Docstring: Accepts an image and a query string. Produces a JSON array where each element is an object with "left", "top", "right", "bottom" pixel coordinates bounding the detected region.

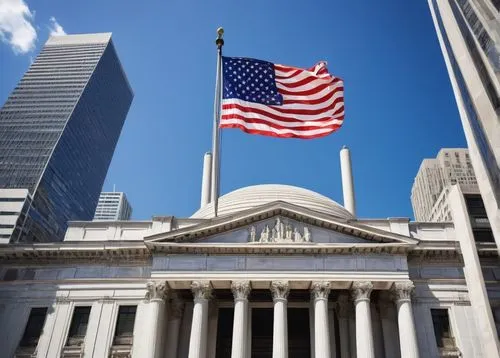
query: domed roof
[{"left": 191, "top": 184, "right": 354, "bottom": 219}]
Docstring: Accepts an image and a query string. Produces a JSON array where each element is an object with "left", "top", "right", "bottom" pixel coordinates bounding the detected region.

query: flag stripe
[
  {"left": 221, "top": 58, "right": 344, "bottom": 139},
  {"left": 222, "top": 99, "right": 344, "bottom": 120},
  {"left": 220, "top": 120, "right": 340, "bottom": 138}
]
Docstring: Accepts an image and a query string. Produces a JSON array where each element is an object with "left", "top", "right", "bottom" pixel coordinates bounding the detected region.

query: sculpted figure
[
  {"left": 249, "top": 226, "right": 256, "bottom": 242},
  {"left": 303, "top": 227, "right": 311, "bottom": 242},
  {"left": 285, "top": 224, "right": 293, "bottom": 241},
  {"left": 293, "top": 227, "right": 302, "bottom": 242}
]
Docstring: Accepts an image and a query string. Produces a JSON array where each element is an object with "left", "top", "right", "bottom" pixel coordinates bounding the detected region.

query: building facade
[
  {"left": 0, "top": 33, "right": 133, "bottom": 243},
  {"left": 0, "top": 183, "right": 499, "bottom": 358},
  {"left": 94, "top": 192, "right": 133, "bottom": 221},
  {"left": 411, "top": 148, "right": 478, "bottom": 222},
  {"left": 427, "top": 0, "right": 500, "bottom": 248}
]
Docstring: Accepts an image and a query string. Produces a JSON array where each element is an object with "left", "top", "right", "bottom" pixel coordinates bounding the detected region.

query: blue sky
[{"left": 0, "top": 0, "right": 467, "bottom": 220}]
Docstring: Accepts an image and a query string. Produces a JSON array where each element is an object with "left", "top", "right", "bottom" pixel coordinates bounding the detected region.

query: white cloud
[
  {"left": 48, "top": 16, "right": 65, "bottom": 37},
  {"left": 0, "top": 0, "right": 37, "bottom": 54}
]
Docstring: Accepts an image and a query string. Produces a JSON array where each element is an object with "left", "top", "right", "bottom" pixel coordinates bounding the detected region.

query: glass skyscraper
[
  {"left": 427, "top": 0, "right": 500, "bottom": 249},
  {"left": 0, "top": 33, "right": 133, "bottom": 242}
]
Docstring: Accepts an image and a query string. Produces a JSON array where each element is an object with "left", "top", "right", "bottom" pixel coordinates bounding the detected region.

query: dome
[{"left": 191, "top": 184, "right": 354, "bottom": 219}]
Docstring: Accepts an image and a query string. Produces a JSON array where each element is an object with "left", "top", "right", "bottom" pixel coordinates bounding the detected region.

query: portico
[{"left": 136, "top": 278, "right": 419, "bottom": 358}]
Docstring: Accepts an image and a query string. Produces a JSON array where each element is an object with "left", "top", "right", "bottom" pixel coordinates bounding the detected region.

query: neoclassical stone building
[{"left": 0, "top": 183, "right": 499, "bottom": 358}]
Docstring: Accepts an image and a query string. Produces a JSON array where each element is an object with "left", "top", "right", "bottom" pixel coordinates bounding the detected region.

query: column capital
[
  {"left": 336, "top": 292, "right": 352, "bottom": 319},
  {"left": 351, "top": 281, "right": 373, "bottom": 303},
  {"left": 311, "top": 281, "right": 331, "bottom": 300},
  {"left": 270, "top": 280, "right": 290, "bottom": 302},
  {"left": 191, "top": 280, "right": 213, "bottom": 302},
  {"left": 391, "top": 281, "right": 415, "bottom": 303},
  {"left": 145, "top": 281, "right": 169, "bottom": 302},
  {"left": 231, "top": 280, "right": 251, "bottom": 301}
]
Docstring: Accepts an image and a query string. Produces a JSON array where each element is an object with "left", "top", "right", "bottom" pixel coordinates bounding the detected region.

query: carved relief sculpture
[{"left": 248, "top": 217, "right": 312, "bottom": 243}]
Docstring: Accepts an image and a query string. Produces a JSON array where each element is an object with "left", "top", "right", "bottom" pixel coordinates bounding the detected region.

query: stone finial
[
  {"left": 311, "top": 281, "right": 331, "bottom": 300},
  {"left": 391, "top": 281, "right": 415, "bottom": 303},
  {"left": 231, "top": 280, "right": 251, "bottom": 301},
  {"left": 191, "top": 280, "right": 213, "bottom": 301},
  {"left": 351, "top": 281, "right": 373, "bottom": 302},
  {"left": 270, "top": 280, "right": 290, "bottom": 302},
  {"left": 336, "top": 292, "right": 352, "bottom": 319},
  {"left": 145, "top": 281, "right": 169, "bottom": 302}
]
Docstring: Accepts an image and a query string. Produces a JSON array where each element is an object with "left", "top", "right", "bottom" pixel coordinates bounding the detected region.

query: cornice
[
  {"left": 0, "top": 242, "right": 150, "bottom": 264},
  {"left": 144, "top": 202, "right": 418, "bottom": 246},
  {"left": 148, "top": 242, "right": 414, "bottom": 255}
]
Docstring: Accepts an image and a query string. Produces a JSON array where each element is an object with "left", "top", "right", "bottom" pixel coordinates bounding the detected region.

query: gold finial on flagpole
[{"left": 216, "top": 27, "right": 224, "bottom": 48}]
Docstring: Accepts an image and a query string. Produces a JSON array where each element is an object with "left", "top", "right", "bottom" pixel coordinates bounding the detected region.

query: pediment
[{"left": 145, "top": 201, "right": 418, "bottom": 253}]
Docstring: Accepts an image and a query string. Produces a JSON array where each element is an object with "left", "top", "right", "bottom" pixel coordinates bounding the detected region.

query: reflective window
[{"left": 0, "top": 38, "right": 133, "bottom": 243}]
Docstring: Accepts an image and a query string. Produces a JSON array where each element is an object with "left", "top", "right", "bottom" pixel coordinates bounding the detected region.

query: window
[
  {"left": 18, "top": 307, "right": 48, "bottom": 348},
  {"left": 66, "top": 306, "right": 91, "bottom": 346},
  {"left": 431, "top": 309, "right": 461, "bottom": 357},
  {"left": 113, "top": 306, "right": 136, "bottom": 345}
]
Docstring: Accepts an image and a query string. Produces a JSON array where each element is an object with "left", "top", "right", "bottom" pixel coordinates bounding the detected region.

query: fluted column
[
  {"left": 231, "top": 281, "right": 251, "bottom": 358},
  {"left": 311, "top": 281, "right": 331, "bottom": 358},
  {"left": 392, "top": 282, "right": 420, "bottom": 358},
  {"left": 351, "top": 281, "right": 374, "bottom": 358},
  {"left": 188, "top": 281, "right": 213, "bottom": 358},
  {"left": 165, "top": 295, "right": 184, "bottom": 358},
  {"left": 271, "top": 281, "right": 290, "bottom": 358},
  {"left": 336, "top": 293, "right": 351, "bottom": 358},
  {"left": 143, "top": 281, "right": 169, "bottom": 358}
]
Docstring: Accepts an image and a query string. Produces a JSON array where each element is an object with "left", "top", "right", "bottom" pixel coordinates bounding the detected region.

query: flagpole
[{"left": 211, "top": 27, "right": 224, "bottom": 217}]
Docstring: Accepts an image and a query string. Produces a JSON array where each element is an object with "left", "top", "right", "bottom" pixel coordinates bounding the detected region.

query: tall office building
[
  {"left": 411, "top": 148, "right": 478, "bottom": 221},
  {"left": 94, "top": 192, "right": 132, "bottom": 221},
  {"left": 0, "top": 33, "right": 133, "bottom": 243},
  {"left": 427, "top": 1, "right": 500, "bottom": 247}
]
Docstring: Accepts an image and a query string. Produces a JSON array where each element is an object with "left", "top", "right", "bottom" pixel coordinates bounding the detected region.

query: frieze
[{"left": 249, "top": 217, "right": 311, "bottom": 243}]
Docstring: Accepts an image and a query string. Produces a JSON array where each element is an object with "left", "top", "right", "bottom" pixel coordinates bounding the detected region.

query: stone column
[
  {"left": 142, "top": 281, "right": 169, "bottom": 358},
  {"left": 165, "top": 295, "right": 184, "bottom": 358},
  {"left": 351, "top": 281, "right": 374, "bottom": 358},
  {"left": 188, "top": 281, "right": 213, "bottom": 358},
  {"left": 271, "top": 281, "right": 290, "bottom": 358},
  {"left": 231, "top": 281, "right": 251, "bottom": 358},
  {"left": 336, "top": 293, "right": 351, "bottom": 358},
  {"left": 392, "top": 282, "right": 420, "bottom": 358},
  {"left": 311, "top": 281, "right": 331, "bottom": 358}
]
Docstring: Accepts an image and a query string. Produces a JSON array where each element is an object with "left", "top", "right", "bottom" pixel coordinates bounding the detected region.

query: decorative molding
[
  {"left": 191, "top": 280, "right": 213, "bottom": 301},
  {"left": 145, "top": 281, "right": 169, "bottom": 302},
  {"left": 311, "top": 281, "right": 331, "bottom": 300},
  {"left": 336, "top": 292, "right": 352, "bottom": 319},
  {"left": 249, "top": 217, "right": 311, "bottom": 243},
  {"left": 97, "top": 296, "right": 115, "bottom": 304},
  {"left": 391, "top": 281, "right": 415, "bottom": 303},
  {"left": 55, "top": 296, "right": 71, "bottom": 304},
  {"left": 231, "top": 280, "right": 251, "bottom": 301},
  {"left": 270, "top": 280, "right": 290, "bottom": 302},
  {"left": 351, "top": 281, "right": 373, "bottom": 302}
]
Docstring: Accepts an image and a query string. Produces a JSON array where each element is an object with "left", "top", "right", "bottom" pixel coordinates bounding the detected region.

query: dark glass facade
[{"left": 0, "top": 34, "right": 133, "bottom": 242}]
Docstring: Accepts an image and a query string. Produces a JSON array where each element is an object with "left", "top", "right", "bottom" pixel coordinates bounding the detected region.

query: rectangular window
[
  {"left": 19, "top": 307, "right": 48, "bottom": 348},
  {"left": 66, "top": 306, "right": 91, "bottom": 346},
  {"left": 113, "top": 306, "right": 137, "bottom": 345},
  {"left": 431, "top": 308, "right": 461, "bottom": 357}
]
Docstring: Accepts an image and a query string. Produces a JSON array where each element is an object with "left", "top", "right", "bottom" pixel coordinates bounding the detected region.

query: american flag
[{"left": 220, "top": 56, "right": 344, "bottom": 139}]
